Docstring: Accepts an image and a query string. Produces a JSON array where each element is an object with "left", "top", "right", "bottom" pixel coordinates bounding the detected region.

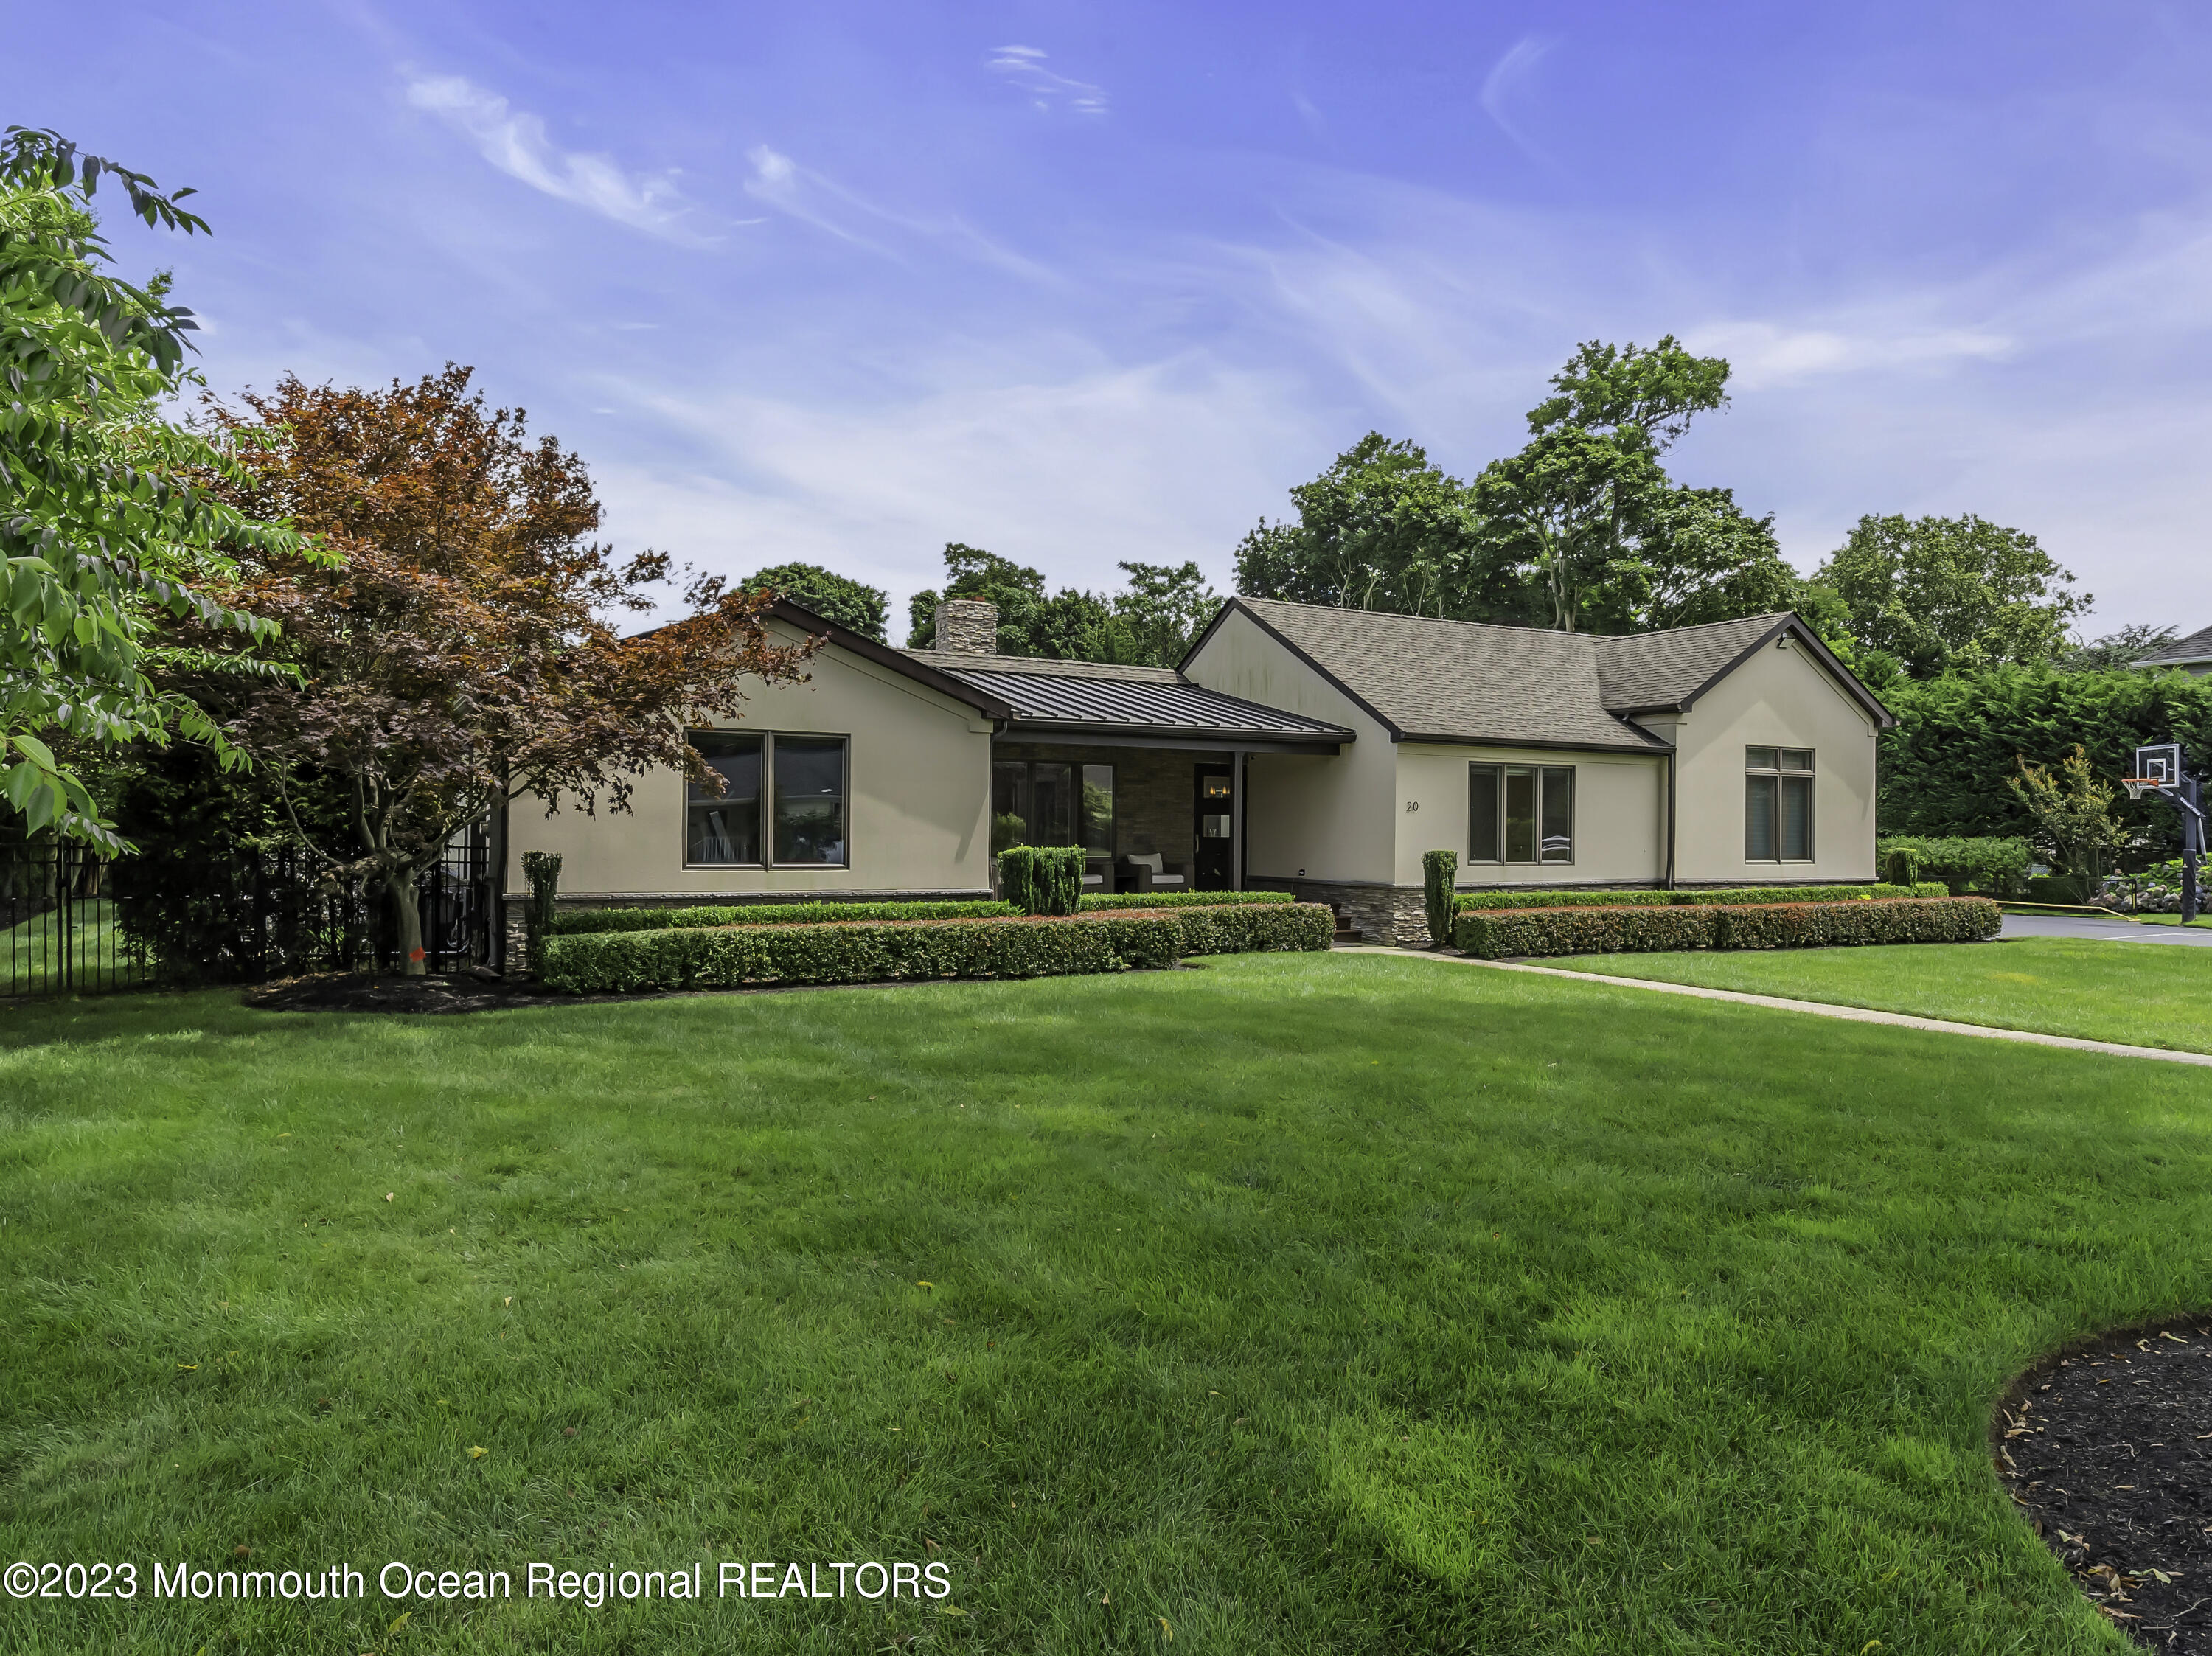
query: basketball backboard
[{"left": 2134, "top": 742, "right": 2184, "bottom": 789}]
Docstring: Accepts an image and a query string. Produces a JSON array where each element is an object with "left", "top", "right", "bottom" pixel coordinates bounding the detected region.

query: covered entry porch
[{"left": 898, "top": 646, "right": 1353, "bottom": 897}]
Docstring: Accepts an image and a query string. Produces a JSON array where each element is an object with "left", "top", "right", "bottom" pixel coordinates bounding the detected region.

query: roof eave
[
  {"left": 1183, "top": 596, "right": 1408, "bottom": 740},
  {"left": 1644, "top": 614, "right": 1896, "bottom": 730},
  {"left": 1397, "top": 729, "right": 1672, "bottom": 755}
]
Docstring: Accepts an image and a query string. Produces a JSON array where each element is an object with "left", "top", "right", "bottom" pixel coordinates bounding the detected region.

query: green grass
[
  {"left": 1548, "top": 936, "right": 2212, "bottom": 1053},
  {"left": 2135, "top": 911, "right": 2212, "bottom": 928},
  {"left": 1, "top": 898, "right": 145, "bottom": 995},
  {"left": 4, "top": 954, "right": 2203, "bottom": 1654}
]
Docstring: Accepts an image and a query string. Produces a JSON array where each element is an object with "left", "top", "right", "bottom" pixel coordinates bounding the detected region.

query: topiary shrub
[
  {"left": 1881, "top": 846, "right": 1920, "bottom": 887},
  {"left": 997, "top": 845, "right": 1085, "bottom": 916},
  {"left": 1421, "top": 849, "right": 1457, "bottom": 947},
  {"left": 521, "top": 851, "right": 562, "bottom": 974}
]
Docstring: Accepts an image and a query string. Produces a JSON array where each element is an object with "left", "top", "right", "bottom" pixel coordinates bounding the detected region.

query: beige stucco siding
[
  {"left": 1395, "top": 745, "right": 1666, "bottom": 888},
  {"left": 1181, "top": 607, "right": 1394, "bottom": 883},
  {"left": 505, "top": 624, "right": 995, "bottom": 897},
  {"left": 1667, "top": 636, "right": 1880, "bottom": 883}
]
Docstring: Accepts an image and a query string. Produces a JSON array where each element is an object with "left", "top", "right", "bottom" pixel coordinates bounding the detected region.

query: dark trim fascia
[
  {"left": 767, "top": 598, "right": 1016, "bottom": 720},
  {"left": 1397, "top": 730, "right": 1672, "bottom": 756},
  {"left": 999, "top": 725, "right": 1344, "bottom": 755},
  {"left": 1632, "top": 614, "right": 1895, "bottom": 729},
  {"left": 1182, "top": 597, "right": 1406, "bottom": 740}
]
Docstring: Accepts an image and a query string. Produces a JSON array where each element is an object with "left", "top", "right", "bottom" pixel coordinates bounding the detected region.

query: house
[
  {"left": 2135, "top": 625, "right": 2212, "bottom": 675},
  {"left": 504, "top": 595, "right": 1893, "bottom": 944}
]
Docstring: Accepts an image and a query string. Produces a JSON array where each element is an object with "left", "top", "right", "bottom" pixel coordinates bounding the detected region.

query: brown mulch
[
  {"left": 240, "top": 973, "right": 589, "bottom": 1015},
  {"left": 1998, "top": 1319, "right": 2212, "bottom": 1648}
]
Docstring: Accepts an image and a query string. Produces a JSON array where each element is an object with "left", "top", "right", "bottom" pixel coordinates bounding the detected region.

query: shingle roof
[
  {"left": 902, "top": 647, "right": 1352, "bottom": 746},
  {"left": 1595, "top": 613, "right": 1792, "bottom": 712},
  {"left": 2137, "top": 623, "right": 2212, "bottom": 667},
  {"left": 1208, "top": 599, "right": 1890, "bottom": 746},
  {"left": 1223, "top": 599, "right": 1672, "bottom": 752}
]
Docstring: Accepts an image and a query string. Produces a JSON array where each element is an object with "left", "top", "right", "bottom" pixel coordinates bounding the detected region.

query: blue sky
[{"left": 22, "top": 1, "right": 2212, "bottom": 633}]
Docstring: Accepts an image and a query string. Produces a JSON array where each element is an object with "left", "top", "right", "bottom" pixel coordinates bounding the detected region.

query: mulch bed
[{"left": 1998, "top": 1319, "right": 2212, "bottom": 1647}]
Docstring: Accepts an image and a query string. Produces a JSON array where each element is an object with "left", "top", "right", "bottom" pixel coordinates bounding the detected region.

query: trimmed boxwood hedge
[
  {"left": 1075, "top": 890, "right": 1293, "bottom": 911},
  {"left": 1450, "top": 897, "right": 2003, "bottom": 959},
  {"left": 539, "top": 902, "right": 1334, "bottom": 993},
  {"left": 551, "top": 900, "right": 1015, "bottom": 936},
  {"left": 1453, "top": 882, "right": 1947, "bottom": 912}
]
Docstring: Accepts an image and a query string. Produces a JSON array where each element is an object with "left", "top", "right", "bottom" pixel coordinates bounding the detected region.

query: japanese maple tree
[{"left": 182, "top": 366, "right": 815, "bottom": 973}]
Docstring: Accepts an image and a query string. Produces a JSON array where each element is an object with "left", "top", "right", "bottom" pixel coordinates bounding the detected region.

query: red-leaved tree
[{"left": 178, "top": 366, "right": 815, "bottom": 973}]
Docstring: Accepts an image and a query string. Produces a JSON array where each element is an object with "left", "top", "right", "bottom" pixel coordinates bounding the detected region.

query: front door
[{"left": 1194, "top": 765, "right": 1234, "bottom": 889}]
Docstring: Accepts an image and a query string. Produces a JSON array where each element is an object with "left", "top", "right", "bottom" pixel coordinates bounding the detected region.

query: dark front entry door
[{"left": 1194, "top": 765, "right": 1234, "bottom": 889}]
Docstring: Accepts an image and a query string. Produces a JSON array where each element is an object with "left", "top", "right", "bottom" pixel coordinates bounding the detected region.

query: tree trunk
[{"left": 387, "top": 869, "right": 426, "bottom": 976}]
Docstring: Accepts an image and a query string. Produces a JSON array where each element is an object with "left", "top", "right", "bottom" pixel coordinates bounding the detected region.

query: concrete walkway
[
  {"left": 2000, "top": 912, "right": 2212, "bottom": 947},
  {"left": 1338, "top": 945, "right": 2212, "bottom": 1068}
]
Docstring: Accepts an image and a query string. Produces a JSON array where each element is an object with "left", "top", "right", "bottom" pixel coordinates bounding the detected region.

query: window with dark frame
[
  {"left": 1467, "top": 762, "right": 1575, "bottom": 864},
  {"left": 993, "top": 759, "right": 1114, "bottom": 855},
  {"left": 684, "top": 731, "right": 849, "bottom": 868},
  {"left": 1745, "top": 746, "right": 1814, "bottom": 861}
]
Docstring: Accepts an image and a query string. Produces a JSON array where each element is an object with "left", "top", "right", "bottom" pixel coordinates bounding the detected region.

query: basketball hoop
[{"left": 2125, "top": 777, "right": 2160, "bottom": 801}]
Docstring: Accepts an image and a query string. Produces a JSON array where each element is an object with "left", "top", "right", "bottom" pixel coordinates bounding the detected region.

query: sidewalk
[{"left": 1339, "top": 946, "right": 2212, "bottom": 1068}]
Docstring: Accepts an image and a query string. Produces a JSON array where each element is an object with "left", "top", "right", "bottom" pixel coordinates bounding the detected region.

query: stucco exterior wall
[
  {"left": 1394, "top": 744, "right": 1666, "bottom": 888},
  {"left": 1667, "top": 636, "right": 1881, "bottom": 884},
  {"left": 1181, "top": 607, "right": 1393, "bottom": 883},
  {"left": 505, "top": 624, "right": 995, "bottom": 898}
]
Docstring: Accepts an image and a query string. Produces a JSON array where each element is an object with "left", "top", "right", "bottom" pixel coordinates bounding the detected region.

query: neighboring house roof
[
  {"left": 905, "top": 647, "right": 1352, "bottom": 749},
  {"left": 2136, "top": 623, "right": 2212, "bottom": 669},
  {"left": 1187, "top": 598, "right": 1893, "bottom": 749}
]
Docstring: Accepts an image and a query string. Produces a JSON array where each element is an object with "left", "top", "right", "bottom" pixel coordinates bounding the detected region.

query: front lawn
[
  {"left": 1549, "top": 935, "right": 2212, "bottom": 1054},
  {"left": 5, "top": 954, "right": 2205, "bottom": 1653}
]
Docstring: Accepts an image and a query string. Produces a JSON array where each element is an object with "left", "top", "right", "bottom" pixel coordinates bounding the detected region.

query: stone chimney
[{"left": 937, "top": 597, "right": 999, "bottom": 654}]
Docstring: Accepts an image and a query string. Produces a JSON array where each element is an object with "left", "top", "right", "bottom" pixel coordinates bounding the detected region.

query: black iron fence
[{"left": 1, "top": 827, "right": 495, "bottom": 998}]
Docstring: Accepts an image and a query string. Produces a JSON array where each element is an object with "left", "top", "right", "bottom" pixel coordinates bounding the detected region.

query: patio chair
[{"left": 1116, "top": 852, "right": 1191, "bottom": 893}]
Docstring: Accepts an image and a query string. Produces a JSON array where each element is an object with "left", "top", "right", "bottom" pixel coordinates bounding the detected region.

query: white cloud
[
  {"left": 742, "top": 143, "right": 1055, "bottom": 282},
  {"left": 1683, "top": 321, "right": 2014, "bottom": 389},
  {"left": 405, "top": 73, "right": 709, "bottom": 245},
  {"left": 987, "top": 45, "right": 1108, "bottom": 116},
  {"left": 1479, "top": 37, "right": 1559, "bottom": 165}
]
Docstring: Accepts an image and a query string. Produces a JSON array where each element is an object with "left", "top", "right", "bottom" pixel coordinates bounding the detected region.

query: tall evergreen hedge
[{"left": 1879, "top": 667, "right": 2212, "bottom": 849}]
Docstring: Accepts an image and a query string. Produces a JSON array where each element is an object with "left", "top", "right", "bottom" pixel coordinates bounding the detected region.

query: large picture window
[
  {"left": 1469, "top": 763, "right": 1574, "bottom": 864},
  {"left": 994, "top": 759, "right": 1113, "bottom": 854},
  {"left": 1745, "top": 746, "right": 1814, "bottom": 861},
  {"left": 684, "top": 731, "right": 849, "bottom": 867}
]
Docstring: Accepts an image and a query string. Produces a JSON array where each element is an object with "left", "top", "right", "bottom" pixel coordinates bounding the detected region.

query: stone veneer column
[{"left": 936, "top": 599, "right": 998, "bottom": 654}]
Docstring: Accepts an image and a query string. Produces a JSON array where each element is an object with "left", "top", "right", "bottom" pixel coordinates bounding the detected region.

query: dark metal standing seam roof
[{"left": 891, "top": 647, "right": 1351, "bottom": 744}]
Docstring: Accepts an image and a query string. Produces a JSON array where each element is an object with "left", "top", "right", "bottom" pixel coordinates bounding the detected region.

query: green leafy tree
[
  {"left": 739, "top": 561, "right": 888, "bottom": 641},
  {"left": 1234, "top": 434, "right": 1497, "bottom": 619},
  {"left": 1526, "top": 335, "right": 1732, "bottom": 451},
  {"left": 1470, "top": 426, "right": 1664, "bottom": 633},
  {"left": 2008, "top": 744, "right": 2127, "bottom": 885},
  {"left": 1814, "top": 514, "right": 2088, "bottom": 678},
  {"left": 0, "top": 128, "right": 310, "bottom": 848},
  {"left": 1110, "top": 560, "right": 1220, "bottom": 666},
  {"left": 2059, "top": 623, "right": 2177, "bottom": 672},
  {"left": 907, "top": 546, "right": 1217, "bottom": 667},
  {"left": 1876, "top": 666, "right": 2212, "bottom": 849},
  {"left": 1638, "top": 487, "right": 1803, "bottom": 631}
]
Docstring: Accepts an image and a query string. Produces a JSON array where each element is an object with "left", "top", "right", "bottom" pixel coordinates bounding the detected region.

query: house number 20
[{"left": 1404, "top": 800, "right": 1419, "bottom": 812}]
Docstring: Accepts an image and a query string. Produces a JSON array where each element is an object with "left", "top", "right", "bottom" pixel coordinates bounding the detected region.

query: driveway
[{"left": 2000, "top": 912, "right": 2212, "bottom": 947}]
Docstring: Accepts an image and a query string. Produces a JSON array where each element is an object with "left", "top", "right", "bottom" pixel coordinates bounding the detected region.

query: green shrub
[
  {"left": 521, "top": 851, "right": 562, "bottom": 972},
  {"left": 1421, "top": 849, "right": 1457, "bottom": 947},
  {"left": 1674, "top": 883, "right": 1946, "bottom": 905},
  {"left": 2023, "top": 874, "right": 2088, "bottom": 906},
  {"left": 1877, "top": 835, "right": 2031, "bottom": 897},
  {"left": 552, "top": 900, "right": 1014, "bottom": 936},
  {"left": 540, "top": 913, "right": 1181, "bottom": 994},
  {"left": 1149, "top": 902, "right": 1333, "bottom": 956},
  {"left": 998, "top": 846, "right": 1085, "bottom": 916},
  {"left": 1455, "top": 888, "right": 1677, "bottom": 911},
  {"left": 1451, "top": 897, "right": 2001, "bottom": 959},
  {"left": 1880, "top": 846, "right": 1919, "bottom": 887},
  {"left": 1454, "top": 883, "right": 1938, "bottom": 912},
  {"left": 1076, "top": 890, "right": 1291, "bottom": 911}
]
